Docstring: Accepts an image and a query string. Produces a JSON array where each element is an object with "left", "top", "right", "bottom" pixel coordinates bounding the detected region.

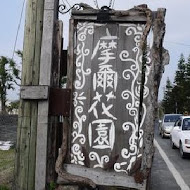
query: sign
[{"left": 69, "top": 21, "right": 151, "bottom": 174}]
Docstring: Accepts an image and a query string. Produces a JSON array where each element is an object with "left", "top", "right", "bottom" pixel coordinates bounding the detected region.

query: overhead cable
[
  {"left": 93, "top": 0, "right": 99, "bottom": 9},
  {"left": 165, "top": 40, "right": 190, "bottom": 47},
  {"left": 12, "top": 0, "right": 26, "bottom": 60}
]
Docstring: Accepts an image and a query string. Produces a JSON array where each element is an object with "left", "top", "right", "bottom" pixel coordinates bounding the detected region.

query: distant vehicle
[
  {"left": 170, "top": 116, "right": 190, "bottom": 158},
  {"left": 159, "top": 114, "right": 182, "bottom": 138}
]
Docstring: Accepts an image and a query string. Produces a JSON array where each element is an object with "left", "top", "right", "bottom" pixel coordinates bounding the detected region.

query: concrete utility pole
[{"left": 14, "top": 0, "right": 59, "bottom": 189}]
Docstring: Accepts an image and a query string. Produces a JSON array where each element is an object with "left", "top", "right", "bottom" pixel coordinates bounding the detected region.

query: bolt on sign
[{"left": 56, "top": 4, "right": 168, "bottom": 189}]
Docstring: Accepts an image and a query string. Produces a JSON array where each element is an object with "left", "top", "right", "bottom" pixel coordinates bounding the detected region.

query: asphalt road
[{"left": 150, "top": 124, "right": 190, "bottom": 190}]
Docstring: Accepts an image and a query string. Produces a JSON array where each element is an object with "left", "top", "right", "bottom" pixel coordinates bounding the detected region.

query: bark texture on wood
[{"left": 141, "top": 8, "right": 169, "bottom": 176}]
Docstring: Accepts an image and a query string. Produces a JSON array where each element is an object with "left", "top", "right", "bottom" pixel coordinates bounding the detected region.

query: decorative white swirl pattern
[
  {"left": 114, "top": 24, "right": 151, "bottom": 174},
  {"left": 73, "top": 92, "right": 86, "bottom": 107},
  {"left": 71, "top": 105, "right": 86, "bottom": 165},
  {"left": 71, "top": 144, "right": 85, "bottom": 166},
  {"left": 72, "top": 105, "right": 86, "bottom": 144},
  {"left": 89, "top": 152, "right": 109, "bottom": 168},
  {"left": 74, "top": 22, "right": 94, "bottom": 90},
  {"left": 75, "top": 42, "right": 91, "bottom": 89},
  {"left": 77, "top": 22, "right": 94, "bottom": 42},
  {"left": 71, "top": 22, "right": 94, "bottom": 165},
  {"left": 71, "top": 23, "right": 151, "bottom": 172}
]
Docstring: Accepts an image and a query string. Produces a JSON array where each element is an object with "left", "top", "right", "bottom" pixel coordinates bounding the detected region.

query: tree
[
  {"left": 0, "top": 54, "right": 20, "bottom": 114},
  {"left": 162, "top": 77, "right": 175, "bottom": 113},
  {"left": 7, "top": 100, "right": 20, "bottom": 114},
  {"left": 174, "top": 54, "right": 189, "bottom": 113},
  {"left": 174, "top": 54, "right": 186, "bottom": 86},
  {"left": 184, "top": 54, "right": 190, "bottom": 113},
  {"left": 162, "top": 54, "right": 190, "bottom": 114}
]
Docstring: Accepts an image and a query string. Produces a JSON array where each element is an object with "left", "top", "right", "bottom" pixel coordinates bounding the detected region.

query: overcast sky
[{"left": 0, "top": 0, "right": 190, "bottom": 101}]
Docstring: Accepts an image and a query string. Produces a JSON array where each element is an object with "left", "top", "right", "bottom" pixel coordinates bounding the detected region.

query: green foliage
[
  {"left": 162, "top": 54, "right": 190, "bottom": 114},
  {"left": 60, "top": 76, "right": 67, "bottom": 88},
  {"left": 0, "top": 53, "right": 21, "bottom": 114},
  {"left": 0, "top": 185, "right": 9, "bottom": 190},
  {"left": 162, "top": 78, "right": 174, "bottom": 113},
  {"left": 49, "top": 181, "right": 56, "bottom": 190},
  {"left": 6, "top": 100, "right": 20, "bottom": 114}
]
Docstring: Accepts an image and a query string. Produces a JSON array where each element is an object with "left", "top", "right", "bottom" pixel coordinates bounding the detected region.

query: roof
[
  {"left": 181, "top": 116, "right": 190, "bottom": 119},
  {"left": 164, "top": 114, "right": 182, "bottom": 116}
]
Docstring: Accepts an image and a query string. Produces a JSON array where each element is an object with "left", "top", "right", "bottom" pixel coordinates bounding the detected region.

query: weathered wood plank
[
  {"left": 57, "top": 21, "right": 63, "bottom": 85},
  {"left": 69, "top": 21, "right": 95, "bottom": 168},
  {"left": 71, "top": 8, "right": 147, "bottom": 22},
  {"left": 72, "top": 15, "right": 147, "bottom": 22},
  {"left": 46, "top": 19, "right": 64, "bottom": 187},
  {"left": 66, "top": 21, "right": 145, "bottom": 174},
  {"left": 45, "top": 20, "right": 64, "bottom": 185},
  {"left": 35, "top": 0, "right": 59, "bottom": 189},
  {"left": 56, "top": 185, "right": 79, "bottom": 190},
  {"left": 66, "top": 19, "right": 74, "bottom": 90},
  {"left": 57, "top": 164, "right": 146, "bottom": 190},
  {"left": 72, "top": 9, "right": 146, "bottom": 16},
  {"left": 20, "top": 85, "right": 49, "bottom": 100},
  {"left": 87, "top": 23, "right": 119, "bottom": 169},
  {"left": 14, "top": 0, "right": 45, "bottom": 189}
]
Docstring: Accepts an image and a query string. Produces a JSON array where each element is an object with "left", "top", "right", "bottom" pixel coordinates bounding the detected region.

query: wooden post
[
  {"left": 35, "top": 0, "right": 59, "bottom": 190},
  {"left": 14, "top": 0, "right": 45, "bottom": 189},
  {"left": 14, "top": 0, "right": 60, "bottom": 190}
]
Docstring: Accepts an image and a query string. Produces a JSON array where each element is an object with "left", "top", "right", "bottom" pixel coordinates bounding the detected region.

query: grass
[{"left": 0, "top": 148, "right": 15, "bottom": 189}]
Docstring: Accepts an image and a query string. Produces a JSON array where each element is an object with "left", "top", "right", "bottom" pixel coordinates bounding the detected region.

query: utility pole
[
  {"left": 14, "top": 0, "right": 45, "bottom": 189},
  {"left": 14, "top": 0, "right": 59, "bottom": 189}
]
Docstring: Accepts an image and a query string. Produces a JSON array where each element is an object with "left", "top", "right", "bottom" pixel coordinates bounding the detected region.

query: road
[{"left": 150, "top": 124, "right": 190, "bottom": 190}]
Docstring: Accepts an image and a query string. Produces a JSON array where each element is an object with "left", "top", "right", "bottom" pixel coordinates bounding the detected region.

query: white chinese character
[
  {"left": 88, "top": 119, "right": 115, "bottom": 150},
  {"left": 93, "top": 71, "right": 118, "bottom": 92}
]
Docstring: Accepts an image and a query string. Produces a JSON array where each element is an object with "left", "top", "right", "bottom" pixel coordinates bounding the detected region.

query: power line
[
  {"left": 64, "top": 0, "right": 71, "bottom": 9},
  {"left": 111, "top": 0, "right": 116, "bottom": 9},
  {"left": 109, "top": 0, "right": 115, "bottom": 9},
  {"left": 12, "top": 0, "right": 26, "bottom": 60},
  {"left": 165, "top": 40, "right": 190, "bottom": 47},
  {"left": 109, "top": 0, "right": 113, "bottom": 8},
  {"left": 93, "top": 0, "right": 99, "bottom": 9}
]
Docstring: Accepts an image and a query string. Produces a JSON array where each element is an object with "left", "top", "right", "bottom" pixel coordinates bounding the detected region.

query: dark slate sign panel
[{"left": 70, "top": 22, "right": 151, "bottom": 174}]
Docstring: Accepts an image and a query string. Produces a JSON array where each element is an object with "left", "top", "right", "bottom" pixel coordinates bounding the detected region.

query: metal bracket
[
  {"left": 49, "top": 88, "right": 71, "bottom": 117},
  {"left": 97, "top": 6, "right": 111, "bottom": 22},
  {"left": 59, "top": 3, "right": 83, "bottom": 15},
  {"left": 20, "top": 85, "right": 71, "bottom": 117}
]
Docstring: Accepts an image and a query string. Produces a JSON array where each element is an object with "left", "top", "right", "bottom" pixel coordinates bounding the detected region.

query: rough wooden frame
[
  {"left": 141, "top": 8, "right": 169, "bottom": 176},
  {"left": 58, "top": 164, "right": 146, "bottom": 190},
  {"left": 56, "top": 5, "right": 168, "bottom": 190}
]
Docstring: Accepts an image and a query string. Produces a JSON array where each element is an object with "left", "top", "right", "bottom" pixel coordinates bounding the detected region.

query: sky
[{"left": 0, "top": 0, "right": 190, "bottom": 101}]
